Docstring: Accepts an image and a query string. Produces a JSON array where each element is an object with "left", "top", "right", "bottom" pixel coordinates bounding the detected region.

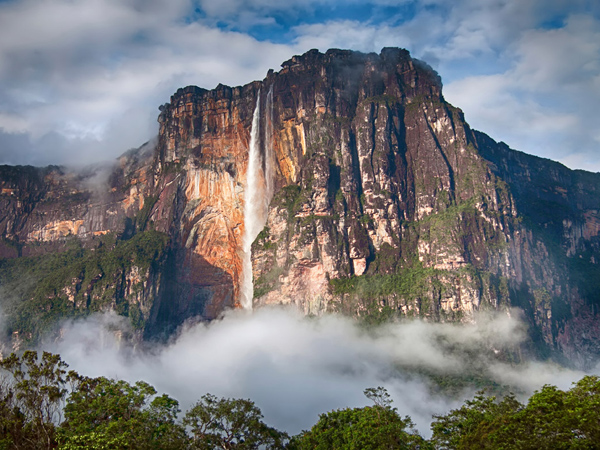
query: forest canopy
[{"left": 0, "top": 351, "right": 598, "bottom": 449}]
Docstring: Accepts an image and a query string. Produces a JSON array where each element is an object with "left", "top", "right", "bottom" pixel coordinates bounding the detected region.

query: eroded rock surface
[{"left": 1, "top": 48, "right": 599, "bottom": 367}]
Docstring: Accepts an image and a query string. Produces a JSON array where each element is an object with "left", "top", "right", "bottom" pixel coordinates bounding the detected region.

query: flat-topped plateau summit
[{"left": 1, "top": 48, "right": 599, "bottom": 367}]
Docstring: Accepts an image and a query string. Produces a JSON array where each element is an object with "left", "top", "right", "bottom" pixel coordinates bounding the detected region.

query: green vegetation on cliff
[
  {"left": 0, "top": 230, "right": 169, "bottom": 343},
  {"left": 330, "top": 259, "right": 439, "bottom": 299}
]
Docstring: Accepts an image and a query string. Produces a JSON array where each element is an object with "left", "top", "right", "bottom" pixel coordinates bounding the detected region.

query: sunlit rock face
[
  {"left": 1, "top": 48, "right": 600, "bottom": 367},
  {"left": 155, "top": 84, "right": 260, "bottom": 321},
  {"left": 255, "top": 49, "right": 513, "bottom": 315},
  {"left": 249, "top": 48, "right": 600, "bottom": 367}
]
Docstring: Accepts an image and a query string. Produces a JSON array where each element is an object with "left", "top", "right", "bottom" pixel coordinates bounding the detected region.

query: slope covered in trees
[{"left": 1, "top": 351, "right": 598, "bottom": 449}]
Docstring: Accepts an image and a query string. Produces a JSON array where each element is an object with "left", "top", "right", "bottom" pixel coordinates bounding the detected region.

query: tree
[
  {"left": 183, "top": 394, "right": 287, "bottom": 449},
  {"left": 430, "top": 376, "right": 600, "bottom": 449},
  {"left": 491, "top": 376, "right": 600, "bottom": 449},
  {"left": 0, "top": 351, "right": 69, "bottom": 449},
  {"left": 364, "top": 386, "right": 393, "bottom": 408},
  {"left": 58, "top": 375, "right": 187, "bottom": 449},
  {"left": 0, "top": 377, "right": 27, "bottom": 450},
  {"left": 291, "top": 387, "right": 429, "bottom": 449},
  {"left": 430, "top": 391, "right": 521, "bottom": 449},
  {"left": 566, "top": 375, "right": 600, "bottom": 444}
]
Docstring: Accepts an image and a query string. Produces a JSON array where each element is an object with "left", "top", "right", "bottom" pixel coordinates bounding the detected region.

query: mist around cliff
[
  {"left": 37, "top": 306, "right": 594, "bottom": 437},
  {"left": 67, "top": 135, "right": 159, "bottom": 193}
]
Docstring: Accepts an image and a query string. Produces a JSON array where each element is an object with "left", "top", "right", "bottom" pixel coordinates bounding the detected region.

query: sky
[{"left": 0, "top": 0, "right": 598, "bottom": 171}]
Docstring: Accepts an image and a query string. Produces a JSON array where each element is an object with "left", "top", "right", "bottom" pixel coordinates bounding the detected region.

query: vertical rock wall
[{"left": 0, "top": 48, "right": 599, "bottom": 366}]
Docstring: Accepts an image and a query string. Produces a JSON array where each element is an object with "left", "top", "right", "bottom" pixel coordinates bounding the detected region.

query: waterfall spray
[
  {"left": 265, "top": 85, "right": 274, "bottom": 202},
  {"left": 240, "top": 88, "right": 275, "bottom": 310},
  {"left": 241, "top": 93, "right": 262, "bottom": 309}
]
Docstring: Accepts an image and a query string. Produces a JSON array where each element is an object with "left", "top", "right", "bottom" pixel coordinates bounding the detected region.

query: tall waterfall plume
[
  {"left": 240, "top": 89, "right": 274, "bottom": 309},
  {"left": 265, "top": 86, "right": 274, "bottom": 202}
]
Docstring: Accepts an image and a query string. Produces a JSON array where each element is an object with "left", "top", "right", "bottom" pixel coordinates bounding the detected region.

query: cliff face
[
  {"left": 0, "top": 48, "right": 599, "bottom": 367},
  {"left": 0, "top": 82, "right": 261, "bottom": 339}
]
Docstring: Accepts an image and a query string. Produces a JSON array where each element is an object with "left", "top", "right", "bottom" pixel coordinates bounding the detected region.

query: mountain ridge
[{"left": 0, "top": 47, "right": 599, "bottom": 368}]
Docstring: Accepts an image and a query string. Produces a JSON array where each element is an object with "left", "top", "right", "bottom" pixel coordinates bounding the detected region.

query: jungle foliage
[
  {"left": 0, "top": 230, "right": 169, "bottom": 343},
  {"left": 1, "top": 351, "right": 599, "bottom": 449}
]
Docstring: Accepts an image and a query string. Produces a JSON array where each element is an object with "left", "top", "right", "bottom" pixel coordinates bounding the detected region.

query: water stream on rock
[
  {"left": 241, "top": 88, "right": 274, "bottom": 309},
  {"left": 265, "top": 86, "right": 274, "bottom": 203}
]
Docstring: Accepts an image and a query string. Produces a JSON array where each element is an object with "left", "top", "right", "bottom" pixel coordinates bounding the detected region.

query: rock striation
[{"left": 0, "top": 48, "right": 599, "bottom": 367}]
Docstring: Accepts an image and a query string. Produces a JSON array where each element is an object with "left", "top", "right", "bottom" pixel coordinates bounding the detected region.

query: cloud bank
[
  {"left": 44, "top": 307, "right": 591, "bottom": 436},
  {"left": 0, "top": 0, "right": 598, "bottom": 170}
]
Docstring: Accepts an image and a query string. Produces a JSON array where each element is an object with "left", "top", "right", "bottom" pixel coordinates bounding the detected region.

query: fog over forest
[{"left": 25, "top": 306, "right": 596, "bottom": 436}]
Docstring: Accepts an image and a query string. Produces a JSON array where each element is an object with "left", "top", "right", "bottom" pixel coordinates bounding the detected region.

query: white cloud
[
  {"left": 292, "top": 21, "right": 402, "bottom": 53},
  {"left": 0, "top": 0, "right": 294, "bottom": 165},
  {"left": 444, "top": 13, "right": 600, "bottom": 170},
  {"left": 0, "top": 0, "right": 598, "bottom": 170},
  {"left": 0, "top": 112, "right": 29, "bottom": 134},
  {"left": 288, "top": 2, "right": 600, "bottom": 171},
  {"left": 46, "top": 307, "right": 592, "bottom": 437}
]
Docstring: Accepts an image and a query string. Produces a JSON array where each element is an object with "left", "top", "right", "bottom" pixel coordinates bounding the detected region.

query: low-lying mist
[{"left": 41, "top": 307, "right": 594, "bottom": 436}]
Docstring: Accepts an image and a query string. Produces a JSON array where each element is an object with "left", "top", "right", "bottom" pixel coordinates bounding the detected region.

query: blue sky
[{"left": 0, "top": 0, "right": 598, "bottom": 171}]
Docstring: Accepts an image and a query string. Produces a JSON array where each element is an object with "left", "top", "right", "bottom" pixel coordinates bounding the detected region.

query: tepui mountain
[{"left": 0, "top": 48, "right": 599, "bottom": 368}]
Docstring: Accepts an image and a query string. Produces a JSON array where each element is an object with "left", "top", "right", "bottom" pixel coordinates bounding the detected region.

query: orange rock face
[
  {"left": 155, "top": 84, "right": 261, "bottom": 315},
  {"left": 1, "top": 48, "right": 600, "bottom": 367}
]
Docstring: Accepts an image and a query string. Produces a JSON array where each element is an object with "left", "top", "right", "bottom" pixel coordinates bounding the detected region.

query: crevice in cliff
[
  {"left": 327, "top": 161, "right": 341, "bottom": 209},
  {"left": 368, "top": 102, "right": 378, "bottom": 184},
  {"left": 348, "top": 129, "right": 363, "bottom": 215},
  {"left": 395, "top": 106, "right": 414, "bottom": 221},
  {"left": 423, "top": 109, "right": 456, "bottom": 203},
  {"left": 385, "top": 105, "right": 404, "bottom": 219}
]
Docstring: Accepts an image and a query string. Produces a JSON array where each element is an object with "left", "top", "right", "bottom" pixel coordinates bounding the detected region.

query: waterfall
[
  {"left": 241, "top": 92, "right": 262, "bottom": 309},
  {"left": 265, "top": 85, "right": 274, "bottom": 202},
  {"left": 240, "top": 88, "right": 275, "bottom": 310}
]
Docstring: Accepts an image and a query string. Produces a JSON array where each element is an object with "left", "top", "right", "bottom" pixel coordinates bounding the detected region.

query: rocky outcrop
[
  {"left": 249, "top": 48, "right": 600, "bottom": 367},
  {"left": 0, "top": 48, "right": 599, "bottom": 367}
]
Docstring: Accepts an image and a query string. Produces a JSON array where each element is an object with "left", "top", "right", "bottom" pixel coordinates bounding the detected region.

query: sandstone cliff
[{"left": 0, "top": 48, "right": 599, "bottom": 367}]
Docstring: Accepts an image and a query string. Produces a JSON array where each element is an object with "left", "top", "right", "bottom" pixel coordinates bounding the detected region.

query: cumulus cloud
[
  {"left": 0, "top": 0, "right": 598, "bottom": 171},
  {"left": 45, "top": 307, "right": 591, "bottom": 436},
  {"left": 444, "top": 13, "right": 600, "bottom": 170},
  {"left": 287, "top": 2, "right": 600, "bottom": 171},
  {"left": 291, "top": 21, "right": 404, "bottom": 53},
  {"left": 0, "top": 0, "right": 293, "bottom": 165}
]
